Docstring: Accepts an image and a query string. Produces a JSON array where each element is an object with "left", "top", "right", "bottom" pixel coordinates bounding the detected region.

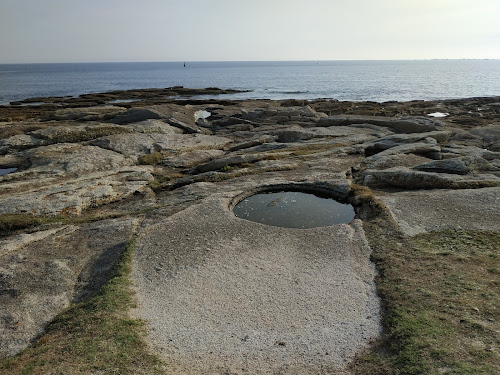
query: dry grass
[
  {"left": 148, "top": 172, "right": 187, "bottom": 191},
  {"left": 138, "top": 151, "right": 164, "bottom": 165},
  {"left": 0, "top": 237, "right": 164, "bottom": 375},
  {"left": 0, "top": 214, "right": 64, "bottom": 235}
]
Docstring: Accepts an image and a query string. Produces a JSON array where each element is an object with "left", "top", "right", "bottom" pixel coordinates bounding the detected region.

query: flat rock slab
[
  {"left": 380, "top": 187, "right": 500, "bottom": 236},
  {"left": 133, "top": 195, "right": 380, "bottom": 375},
  {"left": 0, "top": 217, "right": 138, "bottom": 357}
]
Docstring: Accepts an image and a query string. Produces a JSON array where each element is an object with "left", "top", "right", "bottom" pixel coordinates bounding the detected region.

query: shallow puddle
[
  {"left": 233, "top": 191, "right": 355, "bottom": 228},
  {"left": 428, "top": 112, "right": 449, "bottom": 117},
  {"left": 107, "top": 99, "right": 140, "bottom": 103},
  {"left": 194, "top": 110, "right": 211, "bottom": 121},
  {"left": 0, "top": 168, "right": 17, "bottom": 176}
]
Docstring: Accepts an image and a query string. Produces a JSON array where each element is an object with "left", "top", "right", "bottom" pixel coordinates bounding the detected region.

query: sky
[{"left": 0, "top": 0, "right": 499, "bottom": 63}]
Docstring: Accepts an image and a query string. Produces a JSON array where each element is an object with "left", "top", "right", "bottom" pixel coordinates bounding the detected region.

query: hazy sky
[{"left": 1, "top": 0, "right": 499, "bottom": 63}]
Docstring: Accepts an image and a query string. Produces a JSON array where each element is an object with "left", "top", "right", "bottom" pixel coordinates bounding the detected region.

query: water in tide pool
[
  {"left": 0, "top": 60, "right": 499, "bottom": 105},
  {"left": 233, "top": 191, "right": 355, "bottom": 229}
]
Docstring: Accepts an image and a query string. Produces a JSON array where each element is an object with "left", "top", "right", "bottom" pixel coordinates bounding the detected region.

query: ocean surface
[{"left": 1, "top": 60, "right": 499, "bottom": 105}]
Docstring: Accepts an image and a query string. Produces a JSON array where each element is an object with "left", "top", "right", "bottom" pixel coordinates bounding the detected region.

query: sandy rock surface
[
  {"left": 133, "top": 196, "right": 379, "bottom": 375},
  {"left": 0, "top": 217, "right": 138, "bottom": 357}
]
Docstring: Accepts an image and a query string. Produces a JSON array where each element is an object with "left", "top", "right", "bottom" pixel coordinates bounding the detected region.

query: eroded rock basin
[
  {"left": 233, "top": 191, "right": 355, "bottom": 228},
  {"left": 133, "top": 195, "right": 380, "bottom": 375}
]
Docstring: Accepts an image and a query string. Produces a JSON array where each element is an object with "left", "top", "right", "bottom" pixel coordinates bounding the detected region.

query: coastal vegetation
[
  {"left": 352, "top": 210, "right": 500, "bottom": 375},
  {"left": 0, "top": 237, "right": 164, "bottom": 375}
]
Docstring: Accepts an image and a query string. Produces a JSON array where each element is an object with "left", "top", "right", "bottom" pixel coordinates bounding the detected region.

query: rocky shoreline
[{"left": 1, "top": 88, "right": 499, "bottom": 373}]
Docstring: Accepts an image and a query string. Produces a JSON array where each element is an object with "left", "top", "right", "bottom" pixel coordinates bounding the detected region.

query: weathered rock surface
[
  {"left": 0, "top": 144, "right": 154, "bottom": 215},
  {"left": 362, "top": 139, "right": 442, "bottom": 169},
  {"left": 363, "top": 167, "right": 500, "bottom": 189},
  {"left": 470, "top": 124, "right": 500, "bottom": 151},
  {"left": 133, "top": 196, "right": 379, "bottom": 375},
  {"left": 0, "top": 134, "right": 42, "bottom": 154},
  {"left": 91, "top": 133, "right": 231, "bottom": 160},
  {"left": 189, "top": 153, "right": 268, "bottom": 174},
  {"left": 361, "top": 130, "right": 451, "bottom": 156},
  {"left": 381, "top": 187, "right": 500, "bottom": 236},
  {"left": 317, "top": 115, "right": 444, "bottom": 133},
  {"left": 0, "top": 217, "right": 138, "bottom": 357},
  {"left": 241, "top": 105, "right": 325, "bottom": 124},
  {"left": 162, "top": 149, "right": 225, "bottom": 168},
  {"left": 41, "top": 106, "right": 126, "bottom": 121},
  {"left": 124, "top": 119, "right": 183, "bottom": 134},
  {"left": 29, "top": 122, "right": 132, "bottom": 144},
  {"left": 0, "top": 90, "right": 499, "bottom": 373}
]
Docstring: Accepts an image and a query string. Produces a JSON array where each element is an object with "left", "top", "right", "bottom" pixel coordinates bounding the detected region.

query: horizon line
[{"left": 1, "top": 58, "right": 499, "bottom": 65}]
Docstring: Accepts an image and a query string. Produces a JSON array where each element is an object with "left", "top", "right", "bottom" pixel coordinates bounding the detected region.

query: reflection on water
[
  {"left": 233, "top": 191, "right": 355, "bottom": 228},
  {"left": 20, "top": 102, "right": 45, "bottom": 106},
  {"left": 428, "top": 112, "right": 449, "bottom": 117},
  {"left": 107, "top": 99, "right": 140, "bottom": 103},
  {"left": 0, "top": 168, "right": 18, "bottom": 176},
  {"left": 194, "top": 110, "right": 211, "bottom": 121}
]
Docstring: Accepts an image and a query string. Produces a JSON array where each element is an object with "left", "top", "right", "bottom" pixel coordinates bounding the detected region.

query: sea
[{"left": 0, "top": 60, "right": 499, "bottom": 105}]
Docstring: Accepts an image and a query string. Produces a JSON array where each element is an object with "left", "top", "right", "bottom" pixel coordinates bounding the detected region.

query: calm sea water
[{"left": 0, "top": 60, "right": 499, "bottom": 105}]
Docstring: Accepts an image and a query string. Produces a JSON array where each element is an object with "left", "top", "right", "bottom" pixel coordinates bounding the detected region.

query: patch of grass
[
  {"left": 0, "top": 212, "right": 135, "bottom": 237},
  {"left": 0, "top": 237, "right": 164, "bottom": 375},
  {"left": 351, "top": 207, "right": 500, "bottom": 375},
  {"left": 0, "top": 213, "right": 64, "bottom": 234},
  {"left": 138, "top": 151, "right": 163, "bottom": 165},
  {"left": 148, "top": 172, "right": 186, "bottom": 191}
]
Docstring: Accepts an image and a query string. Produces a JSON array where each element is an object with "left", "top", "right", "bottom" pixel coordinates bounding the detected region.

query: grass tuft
[{"left": 138, "top": 152, "right": 163, "bottom": 165}]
